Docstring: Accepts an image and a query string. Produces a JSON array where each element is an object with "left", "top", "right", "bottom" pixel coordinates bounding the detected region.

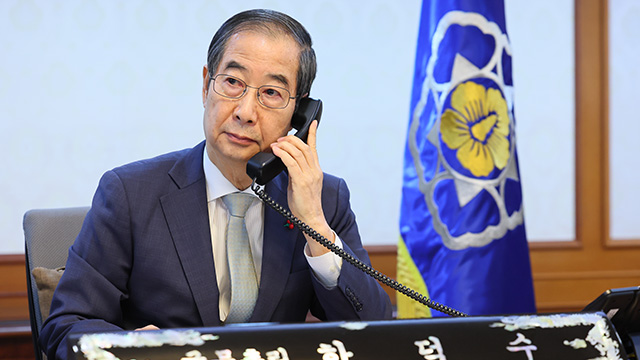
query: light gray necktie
[{"left": 222, "top": 192, "right": 258, "bottom": 323}]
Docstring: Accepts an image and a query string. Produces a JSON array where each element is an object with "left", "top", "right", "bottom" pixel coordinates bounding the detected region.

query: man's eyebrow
[
  {"left": 267, "top": 74, "right": 291, "bottom": 89},
  {"left": 222, "top": 60, "right": 292, "bottom": 90},
  {"left": 222, "top": 60, "right": 246, "bottom": 72}
]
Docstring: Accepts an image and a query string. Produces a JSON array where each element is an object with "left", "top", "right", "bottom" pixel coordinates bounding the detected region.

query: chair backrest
[{"left": 24, "top": 206, "right": 90, "bottom": 360}]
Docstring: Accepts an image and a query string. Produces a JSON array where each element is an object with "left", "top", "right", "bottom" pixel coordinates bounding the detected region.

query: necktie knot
[{"left": 222, "top": 193, "right": 254, "bottom": 218}]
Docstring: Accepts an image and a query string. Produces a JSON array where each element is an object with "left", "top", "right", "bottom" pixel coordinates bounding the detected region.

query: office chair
[{"left": 24, "top": 207, "right": 89, "bottom": 360}]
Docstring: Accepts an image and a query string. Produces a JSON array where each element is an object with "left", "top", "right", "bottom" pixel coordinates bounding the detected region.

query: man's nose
[{"left": 233, "top": 88, "right": 260, "bottom": 124}]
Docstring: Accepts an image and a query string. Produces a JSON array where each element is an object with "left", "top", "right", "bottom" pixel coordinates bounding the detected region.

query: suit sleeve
[
  {"left": 310, "top": 177, "right": 393, "bottom": 321},
  {"left": 39, "top": 170, "right": 134, "bottom": 360}
]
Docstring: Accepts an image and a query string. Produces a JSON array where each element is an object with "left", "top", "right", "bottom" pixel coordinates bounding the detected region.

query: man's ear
[{"left": 202, "top": 65, "right": 209, "bottom": 106}]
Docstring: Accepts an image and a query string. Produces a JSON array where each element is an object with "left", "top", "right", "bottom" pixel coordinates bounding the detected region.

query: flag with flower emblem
[{"left": 397, "top": 0, "right": 536, "bottom": 317}]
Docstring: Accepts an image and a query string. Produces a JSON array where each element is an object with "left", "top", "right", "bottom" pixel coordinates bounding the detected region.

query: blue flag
[{"left": 397, "top": 0, "right": 536, "bottom": 317}]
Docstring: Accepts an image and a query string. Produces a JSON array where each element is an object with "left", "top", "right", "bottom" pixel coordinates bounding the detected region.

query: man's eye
[
  {"left": 226, "top": 77, "right": 241, "bottom": 86},
  {"left": 262, "top": 87, "right": 283, "bottom": 98}
]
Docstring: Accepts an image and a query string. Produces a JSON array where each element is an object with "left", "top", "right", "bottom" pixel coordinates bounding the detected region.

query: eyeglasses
[{"left": 209, "top": 74, "right": 296, "bottom": 109}]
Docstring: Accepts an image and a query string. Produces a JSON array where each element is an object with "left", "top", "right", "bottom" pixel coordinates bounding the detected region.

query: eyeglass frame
[{"left": 208, "top": 73, "right": 297, "bottom": 109}]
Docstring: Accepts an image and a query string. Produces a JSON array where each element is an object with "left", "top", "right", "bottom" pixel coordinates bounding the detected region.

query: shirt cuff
[{"left": 304, "top": 232, "right": 344, "bottom": 289}]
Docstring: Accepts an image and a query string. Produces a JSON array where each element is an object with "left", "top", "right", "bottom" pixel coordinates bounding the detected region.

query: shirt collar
[{"left": 203, "top": 147, "right": 256, "bottom": 202}]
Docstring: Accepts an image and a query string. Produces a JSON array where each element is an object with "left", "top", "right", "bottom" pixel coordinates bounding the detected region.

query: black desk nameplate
[{"left": 69, "top": 312, "right": 626, "bottom": 360}]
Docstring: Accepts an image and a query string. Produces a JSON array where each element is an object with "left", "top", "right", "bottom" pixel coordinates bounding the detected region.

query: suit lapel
[
  {"left": 160, "top": 146, "right": 300, "bottom": 324},
  {"left": 250, "top": 174, "right": 300, "bottom": 321},
  {"left": 160, "top": 142, "right": 222, "bottom": 326}
]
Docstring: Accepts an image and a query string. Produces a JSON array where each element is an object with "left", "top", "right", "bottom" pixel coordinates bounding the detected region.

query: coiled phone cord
[{"left": 251, "top": 181, "right": 468, "bottom": 318}]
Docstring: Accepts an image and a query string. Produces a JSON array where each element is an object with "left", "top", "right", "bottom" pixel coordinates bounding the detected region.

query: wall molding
[
  {"left": 0, "top": 292, "right": 28, "bottom": 299},
  {"left": 534, "top": 269, "right": 640, "bottom": 281},
  {"left": 0, "top": 255, "right": 29, "bottom": 323},
  {"left": 0, "top": 254, "right": 25, "bottom": 264}
]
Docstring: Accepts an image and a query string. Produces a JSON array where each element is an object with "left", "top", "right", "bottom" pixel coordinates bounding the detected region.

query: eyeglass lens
[{"left": 213, "top": 74, "right": 291, "bottom": 109}]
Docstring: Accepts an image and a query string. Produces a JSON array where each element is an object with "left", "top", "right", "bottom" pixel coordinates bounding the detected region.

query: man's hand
[{"left": 270, "top": 120, "right": 334, "bottom": 256}]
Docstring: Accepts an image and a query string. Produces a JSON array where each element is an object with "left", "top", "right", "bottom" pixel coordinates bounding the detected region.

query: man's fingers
[
  {"left": 307, "top": 120, "right": 319, "bottom": 150},
  {"left": 271, "top": 143, "right": 301, "bottom": 175},
  {"left": 273, "top": 136, "right": 314, "bottom": 169},
  {"left": 274, "top": 139, "right": 306, "bottom": 164}
]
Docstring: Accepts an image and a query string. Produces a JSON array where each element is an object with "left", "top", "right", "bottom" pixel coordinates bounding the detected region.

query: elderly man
[{"left": 40, "top": 9, "right": 392, "bottom": 360}]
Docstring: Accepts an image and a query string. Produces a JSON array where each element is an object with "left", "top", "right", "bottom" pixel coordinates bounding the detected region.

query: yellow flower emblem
[{"left": 440, "top": 81, "right": 510, "bottom": 177}]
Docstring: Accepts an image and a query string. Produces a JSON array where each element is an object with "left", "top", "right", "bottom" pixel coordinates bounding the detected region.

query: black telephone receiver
[
  {"left": 246, "top": 97, "right": 323, "bottom": 185},
  {"left": 247, "top": 96, "right": 465, "bottom": 317}
]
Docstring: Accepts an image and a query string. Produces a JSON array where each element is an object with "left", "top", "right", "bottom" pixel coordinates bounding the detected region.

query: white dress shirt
[{"left": 202, "top": 149, "right": 343, "bottom": 321}]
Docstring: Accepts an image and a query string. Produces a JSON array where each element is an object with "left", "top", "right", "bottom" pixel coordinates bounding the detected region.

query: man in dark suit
[{"left": 40, "top": 9, "right": 392, "bottom": 359}]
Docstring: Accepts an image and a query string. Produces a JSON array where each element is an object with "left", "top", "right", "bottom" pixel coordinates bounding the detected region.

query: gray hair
[{"left": 206, "top": 9, "right": 317, "bottom": 99}]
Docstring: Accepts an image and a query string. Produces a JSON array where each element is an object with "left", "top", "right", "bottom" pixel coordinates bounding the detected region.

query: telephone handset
[
  {"left": 246, "top": 97, "right": 323, "bottom": 185},
  {"left": 247, "top": 97, "right": 466, "bottom": 317}
]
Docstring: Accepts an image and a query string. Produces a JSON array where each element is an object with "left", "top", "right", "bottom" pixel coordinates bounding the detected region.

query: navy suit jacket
[{"left": 40, "top": 141, "right": 392, "bottom": 359}]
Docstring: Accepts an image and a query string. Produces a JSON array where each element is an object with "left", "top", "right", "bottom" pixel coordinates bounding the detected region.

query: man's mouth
[{"left": 225, "top": 132, "right": 257, "bottom": 145}]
